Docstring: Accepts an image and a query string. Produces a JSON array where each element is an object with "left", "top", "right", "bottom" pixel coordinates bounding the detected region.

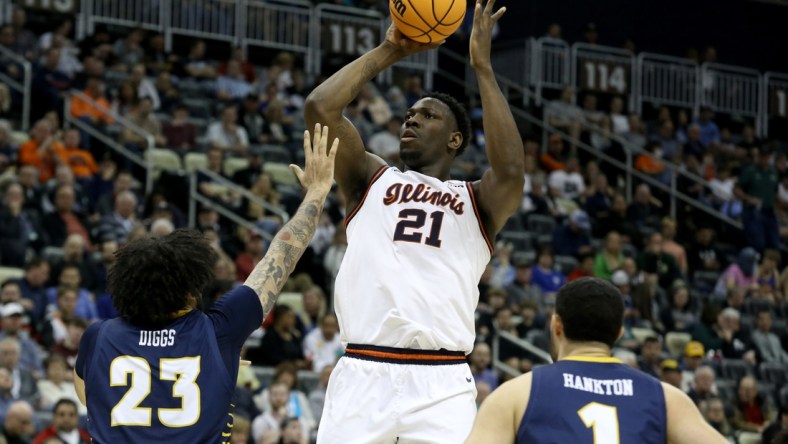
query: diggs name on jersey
[{"left": 138, "top": 329, "right": 176, "bottom": 347}]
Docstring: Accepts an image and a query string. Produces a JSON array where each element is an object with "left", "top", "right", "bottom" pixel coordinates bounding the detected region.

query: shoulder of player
[{"left": 493, "top": 371, "right": 533, "bottom": 421}]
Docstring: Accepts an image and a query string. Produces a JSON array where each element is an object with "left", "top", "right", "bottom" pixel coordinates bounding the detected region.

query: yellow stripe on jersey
[{"left": 561, "top": 356, "right": 623, "bottom": 364}]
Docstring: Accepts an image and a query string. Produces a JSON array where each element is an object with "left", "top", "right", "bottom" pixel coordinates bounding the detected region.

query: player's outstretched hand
[
  {"left": 470, "top": 0, "right": 506, "bottom": 70},
  {"left": 383, "top": 23, "right": 444, "bottom": 57},
  {"left": 290, "top": 123, "right": 338, "bottom": 194}
]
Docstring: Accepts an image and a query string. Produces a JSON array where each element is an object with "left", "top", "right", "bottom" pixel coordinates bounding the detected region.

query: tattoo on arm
[
  {"left": 350, "top": 59, "right": 379, "bottom": 98},
  {"left": 244, "top": 196, "right": 323, "bottom": 316}
]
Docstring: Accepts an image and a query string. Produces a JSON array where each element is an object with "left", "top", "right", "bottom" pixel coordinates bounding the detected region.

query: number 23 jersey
[{"left": 335, "top": 166, "right": 493, "bottom": 354}]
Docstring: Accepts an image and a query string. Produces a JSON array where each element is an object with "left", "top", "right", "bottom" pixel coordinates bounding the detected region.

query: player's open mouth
[{"left": 401, "top": 129, "right": 417, "bottom": 142}]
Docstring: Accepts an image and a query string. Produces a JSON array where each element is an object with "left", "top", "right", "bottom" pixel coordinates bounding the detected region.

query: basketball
[{"left": 389, "top": 0, "right": 467, "bottom": 44}]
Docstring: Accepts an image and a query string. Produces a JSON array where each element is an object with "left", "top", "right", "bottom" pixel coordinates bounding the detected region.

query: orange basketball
[{"left": 389, "top": 0, "right": 466, "bottom": 44}]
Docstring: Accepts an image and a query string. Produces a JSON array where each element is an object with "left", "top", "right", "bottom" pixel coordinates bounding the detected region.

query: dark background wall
[{"left": 495, "top": 0, "right": 788, "bottom": 73}]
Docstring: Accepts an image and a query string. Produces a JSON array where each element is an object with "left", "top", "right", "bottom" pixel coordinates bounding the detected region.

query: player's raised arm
[
  {"left": 470, "top": 0, "right": 525, "bottom": 237},
  {"left": 304, "top": 25, "right": 441, "bottom": 209},
  {"left": 244, "top": 124, "right": 337, "bottom": 316},
  {"left": 662, "top": 383, "right": 729, "bottom": 444}
]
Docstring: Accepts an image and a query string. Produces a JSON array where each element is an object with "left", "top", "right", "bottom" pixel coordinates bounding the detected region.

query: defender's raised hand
[
  {"left": 470, "top": 0, "right": 506, "bottom": 70},
  {"left": 290, "top": 123, "right": 339, "bottom": 193}
]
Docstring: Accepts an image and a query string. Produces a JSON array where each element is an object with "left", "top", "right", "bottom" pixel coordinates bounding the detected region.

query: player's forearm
[
  {"left": 305, "top": 43, "right": 404, "bottom": 117},
  {"left": 476, "top": 67, "right": 524, "bottom": 178},
  {"left": 244, "top": 187, "right": 330, "bottom": 316}
]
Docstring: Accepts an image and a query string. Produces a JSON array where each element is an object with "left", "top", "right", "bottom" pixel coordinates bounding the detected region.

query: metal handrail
[
  {"left": 492, "top": 329, "right": 553, "bottom": 378},
  {"left": 192, "top": 166, "right": 290, "bottom": 224},
  {"left": 0, "top": 44, "right": 32, "bottom": 130},
  {"left": 187, "top": 170, "right": 277, "bottom": 241},
  {"left": 66, "top": 90, "right": 156, "bottom": 191}
]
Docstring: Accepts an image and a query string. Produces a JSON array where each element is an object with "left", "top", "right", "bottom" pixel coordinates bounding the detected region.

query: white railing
[
  {"left": 528, "top": 37, "right": 571, "bottom": 106},
  {"left": 636, "top": 52, "right": 700, "bottom": 116},
  {"left": 0, "top": 44, "right": 32, "bottom": 130},
  {"left": 311, "top": 4, "right": 384, "bottom": 78},
  {"left": 572, "top": 43, "right": 637, "bottom": 110},
  {"left": 492, "top": 329, "right": 552, "bottom": 378},
  {"left": 701, "top": 63, "right": 762, "bottom": 133},
  {"left": 244, "top": 0, "right": 312, "bottom": 68},
  {"left": 763, "top": 72, "right": 788, "bottom": 137}
]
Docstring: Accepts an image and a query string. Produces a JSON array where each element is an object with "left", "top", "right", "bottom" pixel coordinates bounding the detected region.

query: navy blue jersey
[
  {"left": 75, "top": 285, "right": 263, "bottom": 444},
  {"left": 518, "top": 356, "right": 667, "bottom": 444}
]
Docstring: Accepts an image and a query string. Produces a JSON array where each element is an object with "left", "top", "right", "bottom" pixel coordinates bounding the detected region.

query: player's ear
[
  {"left": 616, "top": 326, "right": 624, "bottom": 341},
  {"left": 551, "top": 314, "right": 563, "bottom": 337},
  {"left": 448, "top": 131, "right": 462, "bottom": 150}
]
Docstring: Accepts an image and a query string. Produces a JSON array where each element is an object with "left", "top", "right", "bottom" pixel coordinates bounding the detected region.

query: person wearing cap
[
  {"left": 680, "top": 341, "right": 705, "bottom": 391},
  {"left": 714, "top": 247, "right": 759, "bottom": 297},
  {"left": 0, "top": 303, "right": 44, "bottom": 377},
  {"left": 552, "top": 209, "right": 593, "bottom": 258},
  {"left": 659, "top": 359, "right": 682, "bottom": 388},
  {"left": 736, "top": 146, "right": 780, "bottom": 253}
]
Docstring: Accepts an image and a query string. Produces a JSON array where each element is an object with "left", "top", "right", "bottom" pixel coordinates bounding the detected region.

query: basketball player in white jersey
[{"left": 305, "top": 0, "right": 523, "bottom": 442}]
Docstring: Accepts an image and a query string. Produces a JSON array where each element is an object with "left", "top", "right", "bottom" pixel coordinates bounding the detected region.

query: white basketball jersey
[{"left": 334, "top": 166, "right": 492, "bottom": 354}]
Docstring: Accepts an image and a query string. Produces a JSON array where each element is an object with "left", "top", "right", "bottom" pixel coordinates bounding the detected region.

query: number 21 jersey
[{"left": 334, "top": 166, "right": 492, "bottom": 354}]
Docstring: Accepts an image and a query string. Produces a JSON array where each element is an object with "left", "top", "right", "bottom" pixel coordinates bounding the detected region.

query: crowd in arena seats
[{"left": 0, "top": 5, "right": 785, "bottom": 444}]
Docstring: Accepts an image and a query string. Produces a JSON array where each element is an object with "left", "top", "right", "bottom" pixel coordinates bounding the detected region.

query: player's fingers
[
  {"left": 302, "top": 130, "right": 312, "bottom": 163},
  {"left": 320, "top": 125, "right": 330, "bottom": 157},
  {"left": 328, "top": 137, "right": 339, "bottom": 159},
  {"left": 473, "top": 0, "right": 482, "bottom": 20},
  {"left": 491, "top": 6, "right": 506, "bottom": 21},
  {"left": 484, "top": 0, "right": 496, "bottom": 15},
  {"left": 289, "top": 164, "right": 305, "bottom": 186},
  {"left": 312, "top": 123, "right": 322, "bottom": 156},
  {"left": 240, "top": 359, "right": 251, "bottom": 366}
]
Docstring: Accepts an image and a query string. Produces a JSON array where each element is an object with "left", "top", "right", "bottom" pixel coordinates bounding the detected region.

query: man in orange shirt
[
  {"left": 70, "top": 76, "right": 113, "bottom": 153},
  {"left": 18, "top": 119, "right": 64, "bottom": 183},
  {"left": 56, "top": 129, "right": 97, "bottom": 182}
]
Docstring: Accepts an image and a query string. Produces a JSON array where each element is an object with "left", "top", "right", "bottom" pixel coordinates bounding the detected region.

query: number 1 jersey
[
  {"left": 517, "top": 357, "right": 667, "bottom": 444},
  {"left": 334, "top": 166, "right": 492, "bottom": 354},
  {"left": 75, "top": 286, "right": 263, "bottom": 444}
]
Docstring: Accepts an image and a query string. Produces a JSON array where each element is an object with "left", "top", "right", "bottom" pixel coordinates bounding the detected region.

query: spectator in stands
[
  {"left": 121, "top": 96, "right": 167, "bottom": 148},
  {"left": 19, "top": 119, "right": 64, "bottom": 183},
  {"left": 714, "top": 247, "right": 758, "bottom": 297},
  {"left": 635, "top": 141, "right": 669, "bottom": 185},
  {"left": 111, "top": 27, "right": 145, "bottom": 69},
  {"left": 32, "top": 399, "right": 90, "bottom": 444},
  {"left": 637, "top": 336, "right": 662, "bottom": 377},
  {"left": 218, "top": 47, "right": 256, "bottom": 83},
  {"left": 687, "top": 226, "right": 723, "bottom": 277},
  {"left": 623, "top": 114, "right": 647, "bottom": 149},
  {"left": 303, "top": 313, "right": 342, "bottom": 373},
  {"left": 208, "top": 105, "right": 249, "bottom": 154},
  {"left": 468, "top": 342, "right": 498, "bottom": 390},
  {"left": 0, "top": 183, "right": 45, "bottom": 267},
  {"left": 230, "top": 149, "right": 264, "bottom": 190},
  {"left": 261, "top": 100, "right": 292, "bottom": 145},
  {"left": 548, "top": 156, "right": 585, "bottom": 205},
  {"left": 45, "top": 265, "right": 96, "bottom": 321},
  {"left": 144, "top": 32, "right": 176, "bottom": 76},
  {"left": 154, "top": 71, "right": 179, "bottom": 112},
  {"left": 551, "top": 209, "right": 593, "bottom": 258},
  {"left": 37, "top": 354, "right": 82, "bottom": 415},
  {"left": 234, "top": 232, "right": 264, "bottom": 282},
  {"left": 0, "top": 400, "right": 35, "bottom": 442},
  {"left": 692, "top": 304, "right": 729, "bottom": 354},
  {"left": 593, "top": 231, "right": 624, "bottom": 281},
  {"left": 660, "top": 217, "right": 688, "bottom": 274},
  {"left": 545, "top": 86, "right": 582, "bottom": 149},
  {"left": 40, "top": 287, "right": 78, "bottom": 349},
  {"left": 367, "top": 116, "right": 402, "bottom": 164},
  {"left": 9, "top": 8, "right": 35, "bottom": 60},
  {"left": 522, "top": 175, "right": 558, "bottom": 219},
  {"left": 252, "top": 305, "right": 304, "bottom": 367},
  {"left": 763, "top": 406, "right": 788, "bottom": 444},
  {"left": 401, "top": 74, "right": 424, "bottom": 107},
  {"left": 57, "top": 129, "right": 97, "bottom": 183},
  {"left": 229, "top": 416, "right": 251, "bottom": 444},
  {"left": 49, "top": 317, "right": 87, "bottom": 370},
  {"left": 14, "top": 258, "right": 49, "bottom": 326},
  {"left": 217, "top": 60, "right": 254, "bottom": 102},
  {"left": 540, "top": 134, "right": 567, "bottom": 172},
  {"left": 752, "top": 310, "right": 788, "bottom": 363},
  {"left": 162, "top": 102, "right": 198, "bottom": 154},
  {"left": 93, "top": 240, "right": 118, "bottom": 318},
  {"left": 680, "top": 341, "right": 705, "bottom": 391},
  {"left": 490, "top": 242, "right": 515, "bottom": 289},
  {"left": 111, "top": 80, "right": 138, "bottom": 116},
  {"left": 297, "top": 286, "right": 327, "bottom": 335},
  {"left": 694, "top": 106, "right": 720, "bottom": 148},
  {"left": 96, "top": 190, "right": 138, "bottom": 245},
  {"left": 129, "top": 63, "right": 160, "bottom": 110},
  {"left": 31, "top": 47, "right": 71, "bottom": 120},
  {"left": 0, "top": 25, "right": 24, "bottom": 84},
  {"left": 733, "top": 375, "right": 775, "bottom": 432},
  {"left": 252, "top": 363, "right": 314, "bottom": 433},
  {"left": 687, "top": 365, "right": 717, "bottom": 405},
  {"left": 43, "top": 165, "right": 89, "bottom": 216},
  {"left": 94, "top": 170, "right": 134, "bottom": 217},
  {"left": 357, "top": 83, "right": 392, "bottom": 128},
  {"left": 627, "top": 184, "right": 662, "bottom": 236},
  {"left": 651, "top": 119, "right": 680, "bottom": 162},
  {"left": 42, "top": 184, "right": 91, "bottom": 251},
  {"left": 531, "top": 245, "right": 565, "bottom": 297},
  {"left": 700, "top": 398, "right": 735, "bottom": 440},
  {"left": 0, "top": 338, "right": 37, "bottom": 405},
  {"left": 593, "top": 193, "right": 633, "bottom": 240},
  {"left": 755, "top": 249, "right": 781, "bottom": 301},
  {"left": 682, "top": 124, "right": 705, "bottom": 162},
  {"left": 659, "top": 359, "right": 682, "bottom": 388},
  {"left": 17, "top": 164, "right": 44, "bottom": 213},
  {"left": 0, "top": 303, "right": 43, "bottom": 376},
  {"left": 238, "top": 93, "right": 265, "bottom": 143},
  {"left": 638, "top": 232, "right": 682, "bottom": 289},
  {"left": 659, "top": 281, "right": 696, "bottom": 333},
  {"left": 584, "top": 172, "right": 613, "bottom": 221},
  {"left": 177, "top": 39, "right": 216, "bottom": 80},
  {"left": 567, "top": 253, "right": 595, "bottom": 282},
  {"left": 71, "top": 77, "right": 113, "bottom": 134},
  {"left": 581, "top": 93, "right": 604, "bottom": 125},
  {"left": 717, "top": 307, "right": 757, "bottom": 364},
  {"left": 0, "top": 282, "right": 35, "bottom": 337}
]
